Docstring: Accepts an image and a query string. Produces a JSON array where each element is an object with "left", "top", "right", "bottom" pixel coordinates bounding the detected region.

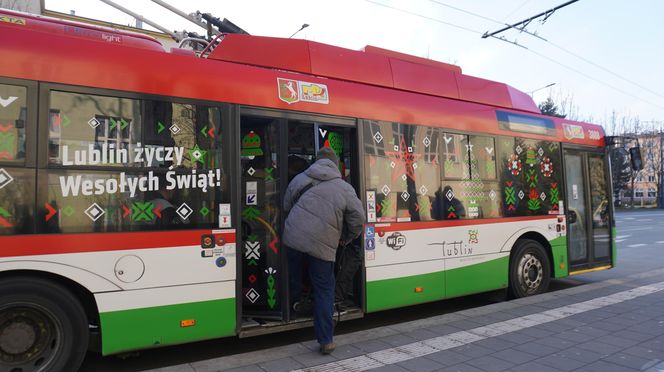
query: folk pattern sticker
[
  {"left": 550, "top": 182, "right": 559, "bottom": 211},
  {"left": 265, "top": 267, "right": 277, "bottom": 309}
]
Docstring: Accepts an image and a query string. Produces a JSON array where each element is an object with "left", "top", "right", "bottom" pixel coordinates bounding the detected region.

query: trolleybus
[{"left": 0, "top": 9, "right": 618, "bottom": 371}]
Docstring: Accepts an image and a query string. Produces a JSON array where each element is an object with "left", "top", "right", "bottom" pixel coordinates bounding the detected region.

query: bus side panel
[
  {"left": 96, "top": 281, "right": 236, "bottom": 355},
  {"left": 550, "top": 235, "right": 569, "bottom": 278},
  {"left": 445, "top": 254, "right": 509, "bottom": 299},
  {"left": 366, "top": 261, "right": 445, "bottom": 312}
]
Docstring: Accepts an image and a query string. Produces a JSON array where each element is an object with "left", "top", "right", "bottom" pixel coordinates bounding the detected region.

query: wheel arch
[
  {"left": 0, "top": 269, "right": 100, "bottom": 326},
  {"left": 0, "top": 261, "right": 121, "bottom": 339},
  {"left": 510, "top": 231, "right": 555, "bottom": 279}
]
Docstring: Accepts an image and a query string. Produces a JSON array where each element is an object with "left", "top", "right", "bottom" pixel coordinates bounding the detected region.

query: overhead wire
[
  {"left": 500, "top": 0, "right": 532, "bottom": 23},
  {"left": 426, "top": 0, "right": 664, "bottom": 102},
  {"left": 361, "top": 0, "right": 663, "bottom": 112},
  {"left": 363, "top": 0, "right": 484, "bottom": 35}
]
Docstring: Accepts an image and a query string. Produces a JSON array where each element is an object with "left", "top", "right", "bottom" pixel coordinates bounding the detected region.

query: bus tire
[
  {"left": 509, "top": 239, "right": 551, "bottom": 298},
  {"left": 0, "top": 276, "right": 89, "bottom": 372}
]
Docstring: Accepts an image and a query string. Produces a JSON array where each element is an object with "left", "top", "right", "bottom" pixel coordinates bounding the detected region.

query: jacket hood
[{"left": 305, "top": 158, "right": 341, "bottom": 181}]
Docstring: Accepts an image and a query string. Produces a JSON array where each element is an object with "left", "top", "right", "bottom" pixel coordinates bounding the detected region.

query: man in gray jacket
[{"left": 283, "top": 147, "right": 364, "bottom": 354}]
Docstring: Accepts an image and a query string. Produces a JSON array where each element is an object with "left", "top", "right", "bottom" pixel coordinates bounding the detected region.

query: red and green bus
[{"left": 0, "top": 9, "right": 616, "bottom": 371}]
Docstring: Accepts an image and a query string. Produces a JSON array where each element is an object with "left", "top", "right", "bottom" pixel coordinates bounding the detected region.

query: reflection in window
[
  {"left": 43, "top": 90, "right": 228, "bottom": 233},
  {"left": 42, "top": 170, "right": 220, "bottom": 233},
  {"left": 0, "top": 167, "right": 35, "bottom": 235},
  {"left": 589, "top": 155, "right": 610, "bottom": 259},
  {"left": 441, "top": 133, "right": 466, "bottom": 179},
  {"left": 49, "top": 91, "right": 222, "bottom": 170},
  {"left": 363, "top": 121, "right": 441, "bottom": 222},
  {"left": 0, "top": 84, "right": 27, "bottom": 163}
]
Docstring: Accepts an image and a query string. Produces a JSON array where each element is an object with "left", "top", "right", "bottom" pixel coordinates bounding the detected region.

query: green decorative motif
[
  {"left": 242, "top": 206, "right": 261, "bottom": 221},
  {"left": 199, "top": 206, "right": 210, "bottom": 217},
  {"left": 0, "top": 130, "right": 15, "bottom": 159},
  {"left": 326, "top": 131, "right": 343, "bottom": 160},
  {"left": 157, "top": 121, "right": 165, "bottom": 134},
  {"left": 265, "top": 267, "right": 277, "bottom": 309},
  {"left": 526, "top": 168, "right": 538, "bottom": 188},
  {"left": 380, "top": 198, "right": 391, "bottom": 215},
  {"left": 504, "top": 181, "right": 516, "bottom": 212},
  {"left": 189, "top": 144, "right": 207, "bottom": 165},
  {"left": 447, "top": 204, "right": 457, "bottom": 219},
  {"left": 241, "top": 131, "right": 263, "bottom": 158},
  {"left": 110, "top": 117, "right": 129, "bottom": 130},
  {"left": 131, "top": 202, "right": 155, "bottom": 222},
  {"left": 444, "top": 159, "right": 455, "bottom": 174},
  {"left": 525, "top": 147, "right": 537, "bottom": 167},
  {"left": 264, "top": 167, "right": 274, "bottom": 181},
  {"left": 485, "top": 161, "right": 495, "bottom": 176},
  {"left": 62, "top": 206, "right": 75, "bottom": 217}
]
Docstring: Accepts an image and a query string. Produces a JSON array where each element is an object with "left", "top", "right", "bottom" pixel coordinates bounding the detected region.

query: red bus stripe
[{"left": 0, "top": 230, "right": 236, "bottom": 258}]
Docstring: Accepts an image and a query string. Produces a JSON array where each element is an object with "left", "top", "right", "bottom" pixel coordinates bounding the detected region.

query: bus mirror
[
  {"left": 568, "top": 210, "right": 577, "bottom": 224},
  {"left": 629, "top": 147, "right": 643, "bottom": 171}
]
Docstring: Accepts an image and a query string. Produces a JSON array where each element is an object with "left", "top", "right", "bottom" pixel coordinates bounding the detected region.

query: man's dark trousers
[{"left": 287, "top": 248, "right": 335, "bottom": 344}]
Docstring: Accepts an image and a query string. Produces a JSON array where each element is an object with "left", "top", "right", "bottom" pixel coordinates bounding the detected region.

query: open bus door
[
  {"left": 563, "top": 149, "right": 613, "bottom": 273},
  {"left": 238, "top": 109, "right": 362, "bottom": 336}
]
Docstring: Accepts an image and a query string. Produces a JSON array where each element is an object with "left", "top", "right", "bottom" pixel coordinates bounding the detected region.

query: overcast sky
[{"left": 44, "top": 0, "right": 664, "bottom": 126}]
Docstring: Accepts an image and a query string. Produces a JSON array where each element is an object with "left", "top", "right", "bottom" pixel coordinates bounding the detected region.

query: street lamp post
[
  {"left": 289, "top": 24, "right": 309, "bottom": 38},
  {"left": 527, "top": 82, "right": 556, "bottom": 97}
]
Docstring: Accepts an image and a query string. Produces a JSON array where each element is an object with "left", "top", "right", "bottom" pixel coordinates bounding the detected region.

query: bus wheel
[
  {"left": 509, "top": 239, "right": 551, "bottom": 298},
  {"left": 0, "top": 277, "right": 89, "bottom": 372}
]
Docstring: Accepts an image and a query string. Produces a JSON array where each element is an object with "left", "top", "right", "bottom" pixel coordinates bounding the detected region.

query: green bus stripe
[
  {"left": 550, "top": 235, "right": 569, "bottom": 278},
  {"left": 366, "top": 270, "right": 445, "bottom": 312},
  {"left": 100, "top": 298, "right": 236, "bottom": 355},
  {"left": 366, "top": 256, "right": 509, "bottom": 313},
  {"left": 445, "top": 256, "right": 509, "bottom": 299}
]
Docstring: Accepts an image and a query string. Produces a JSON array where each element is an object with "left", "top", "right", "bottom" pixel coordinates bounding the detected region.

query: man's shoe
[{"left": 320, "top": 342, "right": 336, "bottom": 354}]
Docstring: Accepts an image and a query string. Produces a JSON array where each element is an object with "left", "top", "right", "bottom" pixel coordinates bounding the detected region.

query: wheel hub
[
  {"left": 0, "top": 306, "right": 56, "bottom": 370},
  {"left": 519, "top": 253, "right": 543, "bottom": 291},
  {"left": 0, "top": 318, "right": 38, "bottom": 354}
]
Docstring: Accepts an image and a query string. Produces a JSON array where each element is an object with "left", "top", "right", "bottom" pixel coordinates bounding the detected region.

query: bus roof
[
  {"left": 0, "top": 9, "right": 164, "bottom": 52},
  {"left": 208, "top": 34, "right": 540, "bottom": 114},
  {"left": 0, "top": 8, "right": 605, "bottom": 147}
]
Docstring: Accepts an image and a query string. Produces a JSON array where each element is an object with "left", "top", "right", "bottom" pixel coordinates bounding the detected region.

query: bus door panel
[
  {"left": 239, "top": 112, "right": 359, "bottom": 322},
  {"left": 564, "top": 150, "right": 612, "bottom": 270},
  {"left": 239, "top": 115, "right": 284, "bottom": 319}
]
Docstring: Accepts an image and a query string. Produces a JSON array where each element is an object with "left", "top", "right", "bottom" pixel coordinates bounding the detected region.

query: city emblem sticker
[
  {"left": 277, "top": 78, "right": 329, "bottom": 105},
  {"left": 278, "top": 78, "right": 299, "bottom": 104}
]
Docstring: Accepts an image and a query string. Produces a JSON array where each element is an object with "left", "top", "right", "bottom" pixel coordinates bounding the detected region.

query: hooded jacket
[{"left": 282, "top": 158, "right": 364, "bottom": 262}]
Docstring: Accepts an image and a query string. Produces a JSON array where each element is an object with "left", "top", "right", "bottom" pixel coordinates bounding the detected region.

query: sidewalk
[{"left": 151, "top": 268, "right": 664, "bottom": 372}]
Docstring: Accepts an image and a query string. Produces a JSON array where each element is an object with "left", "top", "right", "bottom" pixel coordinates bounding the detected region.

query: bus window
[
  {"left": 468, "top": 135, "right": 501, "bottom": 218},
  {"left": 0, "top": 83, "right": 27, "bottom": 163},
  {"left": 498, "top": 136, "right": 562, "bottom": 216},
  {"left": 363, "top": 121, "right": 440, "bottom": 222},
  {"left": 42, "top": 91, "right": 227, "bottom": 233},
  {"left": 0, "top": 167, "right": 35, "bottom": 234}
]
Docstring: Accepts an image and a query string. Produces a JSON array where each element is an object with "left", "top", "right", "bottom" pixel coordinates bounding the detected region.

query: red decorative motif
[
  {"left": 508, "top": 154, "right": 522, "bottom": 176},
  {"left": 385, "top": 136, "right": 421, "bottom": 182},
  {"left": 540, "top": 157, "right": 554, "bottom": 177}
]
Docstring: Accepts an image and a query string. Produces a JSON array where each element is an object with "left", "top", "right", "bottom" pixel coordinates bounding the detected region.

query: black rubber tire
[
  {"left": 0, "top": 276, "right": 89, "bottom": 372},
  {"left": 509, "top": 239, "right": 551, "bottom": 298}
]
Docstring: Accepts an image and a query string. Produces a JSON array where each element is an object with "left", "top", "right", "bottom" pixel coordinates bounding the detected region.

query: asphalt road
[{"left": 79, "top": 209, "right": 664, "bottom": 371}]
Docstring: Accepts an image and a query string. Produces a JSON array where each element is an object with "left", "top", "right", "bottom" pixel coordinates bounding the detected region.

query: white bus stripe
[
  {"left": 96, "top": 280, "right": 235, "bottom": 312},
  {"left": 295, "top": 281, "right": 664, "bottom": 372}
]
